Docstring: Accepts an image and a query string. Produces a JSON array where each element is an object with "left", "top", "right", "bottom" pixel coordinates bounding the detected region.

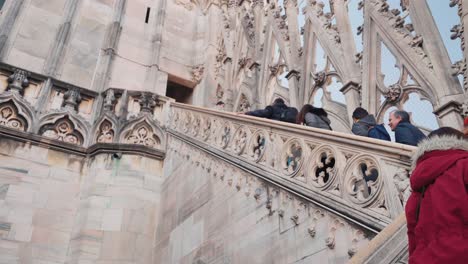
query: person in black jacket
[
  {"left": 388, "top": 110, "right": 426, "bottom": 146},
  {"left": 245, "top": 98, "right": 292, "bottom": 122},
  {"left": 351, "top": 107, "right": 390, "bottom": 141}
]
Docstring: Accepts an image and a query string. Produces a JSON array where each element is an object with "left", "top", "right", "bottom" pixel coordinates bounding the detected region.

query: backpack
[
  {"left": 280, "top": 107, "right": 298, "bottom": 123},
  {"left": 368, "top": 124, "right": 391, "bottom": 141}
]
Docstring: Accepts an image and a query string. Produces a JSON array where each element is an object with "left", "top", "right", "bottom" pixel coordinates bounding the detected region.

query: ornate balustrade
[{"left": 169, "top": 102, "right": 415, "bottom": 231}]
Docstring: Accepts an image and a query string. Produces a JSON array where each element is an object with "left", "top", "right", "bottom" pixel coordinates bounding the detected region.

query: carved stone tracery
[
  {"left": 96, "top": 120, "right": 114, "bottom": 143},
  {"left": 0, "top": 103, "right": 27, "bottom": 131},
  {"left": 40, "top": 117, "right": 83, "bottom": 145},
  {"left": 124, "top": 123, "right": 161, "bottom": 148}
]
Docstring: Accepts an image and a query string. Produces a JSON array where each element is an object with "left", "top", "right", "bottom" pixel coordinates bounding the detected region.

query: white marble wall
[{"left": 0, "top": 137, "right": 164, "bottom": 264}]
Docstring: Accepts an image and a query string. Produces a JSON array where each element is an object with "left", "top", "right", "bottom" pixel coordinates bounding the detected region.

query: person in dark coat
[
  {"left": 296, "top": 104, "right": 332, "bottom": 130},
  {"left": 351, "top": 107, "right": 390, "bottom": 141},
  {"left": 245, "top": 98, "right": 288, "bottom": 121},
  {"left": 405, "top": 127, "right": 468, "bottom": 264},
  {"left": 388, "top": 110, "right": 426, "bottom": 146}
]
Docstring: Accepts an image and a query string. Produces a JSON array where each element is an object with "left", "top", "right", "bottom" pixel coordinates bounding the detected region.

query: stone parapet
[{"left": 169, "top": 102, "right": 415, "bottom": 232}]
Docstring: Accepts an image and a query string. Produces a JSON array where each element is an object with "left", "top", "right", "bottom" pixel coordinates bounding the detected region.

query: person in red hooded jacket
[{"left": 405, "top": 127, "right": 468, "bottom": 264}]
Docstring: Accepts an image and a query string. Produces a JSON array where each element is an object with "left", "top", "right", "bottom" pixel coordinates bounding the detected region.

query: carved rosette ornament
[
  {"left": 282, "top": 140, "right": 303, "bottom": 176},
  {"left": 7, "top": 69, "right": 30, "bottom": 94},
  {"left": 96, "top": 120, "right": 114, "bottom": 143},
  {"left": 124, "top": 124, "right": 161, "bottom": 148},
  {"left": 41, "top": 118, "right": 83, "bottom": 145},
  {"left": 0, "top": 103, "right": 27, "bottom": 131}
]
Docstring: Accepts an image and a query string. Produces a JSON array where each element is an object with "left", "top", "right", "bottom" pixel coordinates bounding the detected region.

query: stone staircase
[{"left": 156, "top": 102, "right": 414, "bottom": 263}]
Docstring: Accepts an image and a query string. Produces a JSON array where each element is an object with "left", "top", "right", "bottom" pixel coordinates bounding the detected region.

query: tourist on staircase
[
  {"left": 388, "top": 110, "right": 426, "bottom": 146},
  {"left": 351, "top": 107, "right": 390, "bottom": 141},
  {"left": 296, "top": 104, "right": 332, "bottom": 130},
  {"left": 244, "top": 98, "right": 298, "bottom": 123},
  {"left": 405, "top": 127, "right": 468, "bottom": 264}
]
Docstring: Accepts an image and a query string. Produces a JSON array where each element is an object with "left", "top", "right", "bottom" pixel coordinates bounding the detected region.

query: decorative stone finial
[
  {"left": 63, "top": 87, "right": 82, "bottom": 111},
  {"left": 139, "top": 92, "right": 158, "bottom": 113},
  {"left": 7, "top": 69, "right": 30, "bottom": 94},
  {"left": 103, "top": 89, "right": 116, "bottom": 112}
]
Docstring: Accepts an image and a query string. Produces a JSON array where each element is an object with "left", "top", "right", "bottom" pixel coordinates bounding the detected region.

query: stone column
[
  {"left": 145, "top": 0, "right": 167, "bottom": 96},
  {"left": 433, "top": 101, "right": 463, "bottom": 129},
  {"left": 223, "top": 57, "right": 234, "bottom": 111},
  {"left": 0, "top": 0, "right": 27, "bottom": 60},
  {"left": 340, "top": 81, "right": 361, "bottom": 126},
  {"left": 90, "top": 0, "right": 127, "bottom": 121},
  {"left": 285, "top": 70, "right": 300, "bottom": 108},
  {"left": 43, "top": 0, "right": 82, "bottom": 77}
]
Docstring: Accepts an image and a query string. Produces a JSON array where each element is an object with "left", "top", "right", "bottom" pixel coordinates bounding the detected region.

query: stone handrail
[{"left": 168, "top": 102, "right": 415, "bottom": 232}]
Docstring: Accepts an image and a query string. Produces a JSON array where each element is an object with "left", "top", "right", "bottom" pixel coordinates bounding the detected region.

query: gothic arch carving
[
  {"left": 0, "top": 101, "right": 28, "bottom": 132},
  {"left": 119, "top": 116, "right": 165, "bottom": 149},
  {"left": 0, "top": 92, "right": 35, "bottom": 132},
  {"left": 91, "top": 113, "right": 119, "bottom": 144},
  {"left": 38, "top": 116, "right": 85, "bottom": 146}
]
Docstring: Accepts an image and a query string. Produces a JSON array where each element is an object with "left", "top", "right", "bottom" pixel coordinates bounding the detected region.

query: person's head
[
  {"left": 296, "top": 104, "right": 327, "bottom": 124},
  {"left": 388, "top": 110, "right": 410, "bottom": 131},
  {"left": 464, "top": 117, "right": 468, "bottom": 136},
  {"left": 296, "top": 104, "right": 314, "bottom": 124},
  {"left": 273, "top": 98, "right": 285, "bottom": 106},
  {"left": 428, "top": 126, "right": 464, "bottom": 140},
  {"left": 352, "top": 107, "right": 368, "bottom": 122}
]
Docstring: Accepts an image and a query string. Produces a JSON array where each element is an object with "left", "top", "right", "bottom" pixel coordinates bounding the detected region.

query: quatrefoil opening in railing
[
  {"left": 171, "top": 110, "right": 180, "bottom": 130},
  {"left": 249, "top": 130, "right": 267, "bottom": 162},
  {"left": 310, "top": 149, "right": 337, "bottom": 189},
  {"left": 201, "top": 117, "right": 212, "bottom": 141},
  {"left": 282, "top": 140, "right": 304, "bottom": 176},
  {"left": 191, "top": 114, "right": 202, "bottom": 137},
  {"left": 231, "top": 126, "right": 249, "bottom": 155},
  {"left": 344, "top": 158, "right": 383, "bottom": 207},
  {"left": 182, "top": 112, "right": 193, "bottom": 134},
  {"left": 217, "top": 122, "right": 233, "bottom": 149}
]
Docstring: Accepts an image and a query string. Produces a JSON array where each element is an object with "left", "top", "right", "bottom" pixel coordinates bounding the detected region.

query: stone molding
[{"left": 169, "top": 102, "right": 416, "bottom": 231}]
